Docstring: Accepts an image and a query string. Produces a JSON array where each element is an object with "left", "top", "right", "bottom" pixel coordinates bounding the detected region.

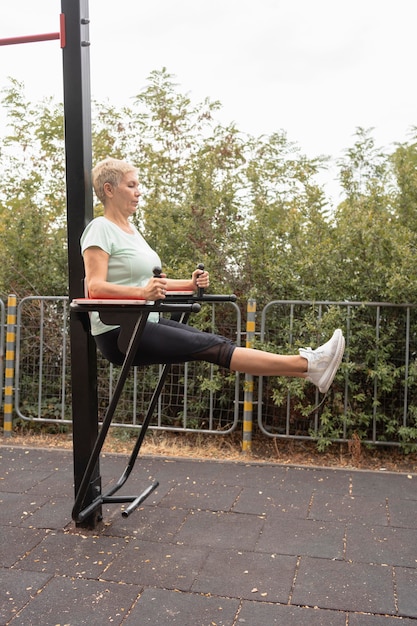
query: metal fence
[
  {"left": 5, "top": 296, "right": 417, "bottom": 448},
  {"left": 258, "top": 300, "right": 417, "bottom": 447},
  {"left": 15, "top": 296, "right": 70, "bottom": 423}
]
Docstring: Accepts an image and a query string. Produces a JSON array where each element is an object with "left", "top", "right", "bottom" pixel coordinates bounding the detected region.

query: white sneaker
[{"left": 299, "top": 329, "right": 345, "bottom": 393}]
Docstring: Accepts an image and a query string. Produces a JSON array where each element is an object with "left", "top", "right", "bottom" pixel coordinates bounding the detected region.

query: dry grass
[{"left": 2, "top": 426, "right": 417, "bottom": 474}]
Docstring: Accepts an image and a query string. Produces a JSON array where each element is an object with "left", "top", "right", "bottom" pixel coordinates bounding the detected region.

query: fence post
[
  {"left": 242, "top": 299, "right": 256, "bottom": 453},
  {"left": 4, "top": 295, "right": 17, "bottom": 437}
]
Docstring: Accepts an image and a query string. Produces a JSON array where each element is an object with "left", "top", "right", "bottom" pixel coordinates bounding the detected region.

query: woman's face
[{"left": 109, "top": 171, "right": 141, "bottom": 215}]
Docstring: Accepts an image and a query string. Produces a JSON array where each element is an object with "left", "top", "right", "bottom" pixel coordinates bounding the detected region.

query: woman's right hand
[{"left": 143, "top": 274, "right": 168, "bottom": 300}]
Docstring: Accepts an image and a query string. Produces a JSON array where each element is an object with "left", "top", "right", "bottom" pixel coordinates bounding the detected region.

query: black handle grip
[{"left": 197, "top": 263, "right": 205, "bottom": 298}]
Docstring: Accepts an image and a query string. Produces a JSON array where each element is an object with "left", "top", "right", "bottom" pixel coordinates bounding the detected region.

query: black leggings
[{"left": 94, "top": 317, "right": 236, "bottom": 368}]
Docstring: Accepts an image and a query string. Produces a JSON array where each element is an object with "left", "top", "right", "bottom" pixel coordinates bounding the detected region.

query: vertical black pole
[{"left": 61, "top": 0, "right": 102, "bottom": 528}]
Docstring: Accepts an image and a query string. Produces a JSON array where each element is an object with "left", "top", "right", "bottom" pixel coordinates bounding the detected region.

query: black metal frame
[
  {"left": 70, "top": 293, "right": 236, "bottom": 524},
  {"left": 70, "top": 298, "right": 199, "bottom": 522},
  {"left": 61, "top": 0, "right": 102, "bottom": 528}
]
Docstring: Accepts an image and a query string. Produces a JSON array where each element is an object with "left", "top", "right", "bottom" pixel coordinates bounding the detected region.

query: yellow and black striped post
[
  {"left": 4, "top": 294, "right": 17, "bottom": 437},
  {"left": 242, "top": 299, "right": 256, "bottom": 453}
]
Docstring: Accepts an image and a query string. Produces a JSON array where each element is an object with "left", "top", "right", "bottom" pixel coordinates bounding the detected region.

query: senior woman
[{"left": 81, "top": 157, "right": 344, "bottom": 394}]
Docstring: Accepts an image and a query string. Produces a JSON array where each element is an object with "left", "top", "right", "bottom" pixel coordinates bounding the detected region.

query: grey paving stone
[
  {"left": 17, "top": 531, "right": 126, "bottom": 578},
  {"left": 216, "top": 462, "right": 288, "bottom": 489},
  {"left": 292, "top": 556, "right": 396, "bottom": 614},
  {"left": 123, "top": 587, "right": 240, "bottom": 625},
  {"left": 309, "top": 492, "right": 389, "bottom": 525},
  {"left": 159, "top": 480, "right": 242, "bottom": 511},
  {"left": 102, "top": 505, "right": 188, "bottom": 540},
  {"left": 256, "top": 516, "right": 345, "bottom": 559},
  {"left": 238, "top": 600, "right": 347, "bottom": 625},
  {"left": 7, "top": 574, "right": 140, "bottom": 626},
  {"left": 140, "top": 457, "right": 288, "bottom": 489},
  {"left": 0, "top": 446, "right": 59, "bottom": 468},
  {"left": 140, "top": 457, "right": 236, "bottom": 485},
  {"left": 0, "top": 491, "right": 49, "bottom": 526},
  {"left": 103, "top": 538, "right": 208, "bottom": 589},
  {"left": 232, "top": 484, "right": 312, "bottom": 518},
  {"left": 349, "top": 613, "right": 417, "bottom": 625},
  {"left": 19, "top": 496, "right": 72, "bottom": 530},
  {"left": 191, "top": 549, "right": 297, "bottom": 603},
  {"left": 346, "top": 524, "right": 417, "bottom": 567},
  {"left": 282, "top": 466, "right": 351, "bottom": 495},
  {"left": 351, "top": 471, "right": 416, "bottom": 500},
  {"left": 388, "top": 497, "right": 417, "bottom": 529},
  {"left": 0, "top": 467, "right": 59, "bottom": 493},
  {"left": 395, "top": 566, "right": 417, "bottom": 618},
  {"left": 27, "top": 467, "right": 74, "bottom": 498},
  {"left": 174, "top": 510, "right": 265, "bottom": 550},
  {"left": 0, "top": 526, "right": 47, "bottom": 567},
  {"left": 0, "top": 567, "right": 52, "bottom": 624}
]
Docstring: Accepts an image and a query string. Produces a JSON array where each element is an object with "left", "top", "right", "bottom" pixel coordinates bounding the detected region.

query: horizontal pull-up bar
[{"left": 0, "top": 14, "right": 66, "bottom": 48}]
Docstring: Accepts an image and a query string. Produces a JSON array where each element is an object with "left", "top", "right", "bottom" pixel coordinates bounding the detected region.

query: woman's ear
[{"left": 103, "top": 182, "right": 113, "bottom": 198}]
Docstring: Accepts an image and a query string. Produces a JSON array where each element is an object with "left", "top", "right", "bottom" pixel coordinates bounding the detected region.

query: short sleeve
[{"left": 81, "top": 217, "right": 113, "bottom": 255}]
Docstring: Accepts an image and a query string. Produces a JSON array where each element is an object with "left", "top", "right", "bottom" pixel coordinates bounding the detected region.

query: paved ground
[{"left": 1, "top": 444, "right": 417, "bottom": 625}]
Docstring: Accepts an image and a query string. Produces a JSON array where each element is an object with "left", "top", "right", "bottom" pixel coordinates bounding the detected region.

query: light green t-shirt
[{"left": 80, "top": 216, "right": 161, "bottom": 335}]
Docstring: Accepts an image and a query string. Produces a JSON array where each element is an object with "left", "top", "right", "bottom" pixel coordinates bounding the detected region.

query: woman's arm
[
  {"left": 165, "top": 269, "right": 209, "bottom": 293},
  {"left": 84, "top": 247, "right": 168, "bottom": 300}
]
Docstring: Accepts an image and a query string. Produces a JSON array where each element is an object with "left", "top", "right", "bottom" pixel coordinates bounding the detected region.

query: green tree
[
  {"left": 124, "top": 68, "right": 247, "bottom": 291},
  {"left": 241, "top": 132, "right": 332, "bottom": 304},
  {"left": 0, "top": 79, "right": 67, "bottom": 297},
  {"left": 333, "top": 128, "right": 405, "bottom": 302},
  {"left": 388, "top": 128, "right": 417, "bottom": 231}
]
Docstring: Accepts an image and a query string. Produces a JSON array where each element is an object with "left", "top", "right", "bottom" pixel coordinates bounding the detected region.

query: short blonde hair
[{"left": 92, "top": 158, "right": 137, "bottom": 204}]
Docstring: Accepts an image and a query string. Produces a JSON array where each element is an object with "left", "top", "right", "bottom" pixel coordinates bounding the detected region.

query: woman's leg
[
  {"left": 230, "top": 329, "right": 345, "bottom": 394},
  {"left": 230, "top": 348, "right": 307, "bottom": 377},
  {"left": 95, "top": 321, "right": 345, "bottom": 394}
]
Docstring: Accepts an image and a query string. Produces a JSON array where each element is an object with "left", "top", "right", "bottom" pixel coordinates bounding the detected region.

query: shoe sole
[{"left": 318, "top": 329, "right": 345, "bottom": 393}]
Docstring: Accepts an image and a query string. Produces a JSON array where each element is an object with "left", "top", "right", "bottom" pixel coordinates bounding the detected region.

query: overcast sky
[{"left": 1, "top": 0, "right": 417, "bottom": 201}]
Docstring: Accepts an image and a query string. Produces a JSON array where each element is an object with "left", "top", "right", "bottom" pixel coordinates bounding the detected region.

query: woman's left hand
[{"left": 192, "top": 268, "right": 210, "bottom": 290}]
